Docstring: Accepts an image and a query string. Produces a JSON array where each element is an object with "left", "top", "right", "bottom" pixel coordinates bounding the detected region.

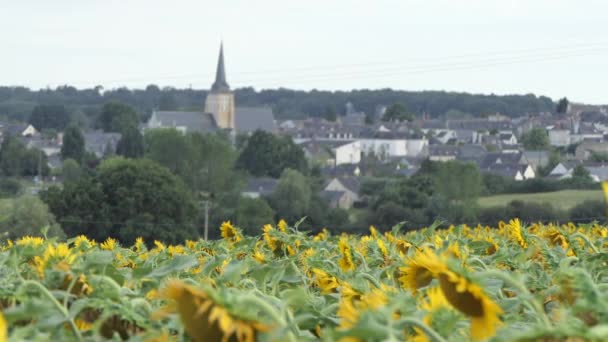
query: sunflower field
[{"left": 0, "top": 219, "right": 607, "bottom": 342}]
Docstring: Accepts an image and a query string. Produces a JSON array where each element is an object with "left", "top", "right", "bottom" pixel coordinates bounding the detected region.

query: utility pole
[{"left": 203, "top": 199, "right": 210, "bottom": 241}]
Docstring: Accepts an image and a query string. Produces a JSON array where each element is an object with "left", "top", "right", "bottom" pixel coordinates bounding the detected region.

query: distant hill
[{"left": 0, "top": 85, "right": 555, "bottom": 124}]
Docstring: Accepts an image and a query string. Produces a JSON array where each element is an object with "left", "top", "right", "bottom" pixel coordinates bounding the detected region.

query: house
[
  {"left": 521, "top": 151, "right": 550, "bottom": 170},
  {"left": 428, "top": 145, "right": 459, "bottom": 161},
  {"left": 299, "top": 140, "right": 361, "bottom": 166},
  {"left": 548, "top": 161, "right": 579, "bottom": 178},
  {"left": 575, "top": 142, "right": 608, "bottom": 160},
  {"left": 0, "top": 123, "right": 38, "bottom": 138},
  {"left": 146, "top": 111, "right": 218, "bottom": 134},
  {"left": 320, "top": 190, "right": 353, "bottom": 209},
  {"left": 323, "top": 177, "right": 361, "bottom": 209},
  {"left": 320, "top": 164, "right": 361, "bottom": 178},
  {"left": 242, "top": 178, "right": 278, "bottom": 199},
  {"left": 585, "top": 166, "right": 608, "bottom": 182},
  {"left": 234, "top": 107, "right": 276, "bottom": 134},
  {"left": 84, "top": 131, "right": 121, "bottom": 158},
  {"left": 434, "top": 130, "right": 457, "bottom": 144},
  {"left": 23, "top": 137, "right": 61, "bottom": 157},
  {"left": 548, "top": 129, "right": 570, "bottom": 147},
  {"left": 499, "top": 132, "right": 518, "bottom": 145},
  {"left": 477, "top": 152, "right": 535, "bottom": 180},
  {"left": 457, "top": 144, "right": 487, "bottom": 161}
]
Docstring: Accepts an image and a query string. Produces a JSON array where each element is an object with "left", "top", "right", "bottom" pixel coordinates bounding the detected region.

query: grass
[{"left": 478, "top": 189, "right": 605, "bottom": 210}]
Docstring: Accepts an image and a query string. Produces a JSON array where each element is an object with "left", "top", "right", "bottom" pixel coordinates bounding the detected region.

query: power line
[{"left": 57, "top": 41, "right": 608, "bottom": 88}]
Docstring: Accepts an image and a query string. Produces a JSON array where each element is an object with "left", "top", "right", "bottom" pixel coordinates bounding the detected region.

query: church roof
[
  {"left": 211, "top": 43, "right": 230, "bottom": 92},
  {"left": 150, "top": 111, "right": 218, "bottom": 133},
  {"left": 235, "top": 106, "right": 276, "bottom": 133}
]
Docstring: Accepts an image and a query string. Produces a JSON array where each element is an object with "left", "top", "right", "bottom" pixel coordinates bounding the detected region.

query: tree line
[{"left": 0, "top": 85, "right": 555, "bottom": 125}]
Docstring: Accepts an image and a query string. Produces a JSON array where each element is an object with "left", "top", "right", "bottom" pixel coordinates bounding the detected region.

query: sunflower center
[
  {"left": 415, "top": 268, "right": 434, "bottom": 288},
  {"left": 438, "top": 273, "right": 484, "bottom": 317}
]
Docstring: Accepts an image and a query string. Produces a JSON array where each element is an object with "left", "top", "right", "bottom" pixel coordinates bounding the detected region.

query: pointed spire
[{"left": 211, "top": 42, "right": 230, "bottom": 92}]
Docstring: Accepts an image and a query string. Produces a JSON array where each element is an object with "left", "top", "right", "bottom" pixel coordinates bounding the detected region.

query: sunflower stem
[
  {"left": 238, "top": 294, "right": 296, "bottom": 342},
  {"left": 399, "top": 317, "right": 446, "bottom": 342},
  {"left": 359, "top": 272, "right": 382, "bottom": 289},
  {"left": 18, "top": 280, "right": 84, "bottom": 342},
  {"left": 570, "top": 233, "right": 600, "bottom": 254},
  {"left": 478, "top": 270, "right": 551, "bottom": 328}
]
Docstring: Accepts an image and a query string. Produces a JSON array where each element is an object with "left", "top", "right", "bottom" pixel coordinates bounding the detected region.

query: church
[{"left": 146, "top": 44, "right": 276, "bottom": 134}]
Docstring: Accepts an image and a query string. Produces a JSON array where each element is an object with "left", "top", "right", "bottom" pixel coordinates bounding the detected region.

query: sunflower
[
  {"left": 262, "top": 224, "right": 282, "bottom": 253},
  {"left": 338, "top": 237, "right": 356, "bottom": 272},
  {"left": 412, "top": 286, "right": 452, "bottom": 342},
  {"left": 437, "top": 269, "right": 503, "bottom": 340},
  {"left": 161, "top": 280, "right": 269, "bottom": 342},
  {"left": 484, "top": 237, "right": 499, "bottom": 255},
  {"left": 0, "top": 311, "right": 6, "bottom": 342},
  {"left": 277, "top": 219, "right": 288, "bottom": 232},
  {"left": 16, "top": 236, "right": 45, "bottom": 247},
  {"left": 100, "top": 238, "right": 117, "bottom": 251},
  {"left": 74, "top": 235, "right": 96, "bottom": 249},
  {"left": 311, "top": 268, "right": 339, "bottom": 294},
  {"left": 134, "top": 237, "right": 146, "bottom": 252},
  {"left": 398, "top": 249, "right": 444, "bottom": 294},
  {"left": 33, "top": 243, "right": 77, "bottom": 278},
  {"left": 506, "top": 218, "right": 527, "bottom": 249},
  {"left": 313, "top": 228, "right": 329, "bottom": 241},
  {"left": 220, "top": 221, "right": 242, "bottom": 243}
]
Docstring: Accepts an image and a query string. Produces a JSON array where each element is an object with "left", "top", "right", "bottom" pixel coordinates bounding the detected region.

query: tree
[
  {"left": 323, "top": 105, "right": 337, "bottom": 122},
  {"left": 41, "top": 157, "right": 198, "bottom": 244},
  {"left": 97, "top": 102, "right": 139, "bottom": 133},
  {"left": 556, "top": 97, "right": 569, "bottom": 114},
  {"left": 236, "top": 130, "right": 307, "bottom": 178},
  {"left": 434, "top": 160, "right": 482, "bottom": 202},
  {"left": 29, "top": 104, "right": 71, "bottom": 131},
  {"left": 0, "top": 136, "right": 49, "bottom": 176},
  {"left": 571, "top": 165, "right": 592, "bottom": 182},
  {"left": 116, "top": 125, "right": 144, "bottom": 158},
  {"left": 61, "top": 158, "right": 83, "bottom": 183},
  {"left": 61, "top": 124, "right": 85, "bottom": 162},
  {"left": 521, "top": 128, "right": 549, "bottom": 150},
  {"left": 382, "top": 103, "right": 414, "bottom": 122},
  {"left": 145, "top": 129, "right": 240, "bottom": 196},
  {"left": 0, "top": 196, "right": 65, "bottom": 240},
  {"left": 269, "top": 169, "right": 311, "bottom": 222},
  {"left": 159, "top": 91, "right": 178, "bottom": 110},
  {"left": 235, "top": 198, "right": 275, "bottom": 235}
]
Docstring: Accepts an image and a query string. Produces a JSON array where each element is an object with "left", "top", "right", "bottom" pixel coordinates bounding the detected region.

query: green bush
[{"left": 0, "top": 178, "right": 22, "bottom": 197}]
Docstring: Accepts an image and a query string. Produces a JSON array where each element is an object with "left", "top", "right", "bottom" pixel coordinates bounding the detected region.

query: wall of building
[{"left": 205, "top": 93, "right": 235, "bottom": 129}]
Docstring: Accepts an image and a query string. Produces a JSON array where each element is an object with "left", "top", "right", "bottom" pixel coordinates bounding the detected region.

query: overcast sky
[{"left": 2, "top": 0, "right": 607, "bottom": 103}]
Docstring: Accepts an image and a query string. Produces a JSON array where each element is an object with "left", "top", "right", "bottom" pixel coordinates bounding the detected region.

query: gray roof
[
  {"left": 150, "top": 111, "right": 218, "bottom": 133},
  {"left": 84, "top": 131, "right": 122, "bottom": 158},
  {"left": 522, "top": 151, "right": 549, "bottom": 161},
  {"left": 482, "top": 164, "right": 524, "bottom": 178},
  {"left": 336, "top": 177, "right": 361, "bottom": 194},
  {"left": 211, "top": 43, "right": 230, "bottom": 93},
  {"left": 447, "top": 119, "right": 513, "bottom": 131},
  {"left": 479, "top": 152, "right": 522, "bottom": 169},
  {"left": 2, "top": 123, "right": 29, "bottom": 137},
  {"left": 458, "top": 144, "right": 487, "bottom": 159},
  {"left": 235, "top": 106, "right": 276, "bottom": 133},
  {"left": 586, "top": 166, "right": 608, "bottom": 181},
  {"left": 429, "top": 145, "right": 459, "bottom": 156}
]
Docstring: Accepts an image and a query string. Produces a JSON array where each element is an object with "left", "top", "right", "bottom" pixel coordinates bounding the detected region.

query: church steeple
[{"left": 211, "top": 42, "right": 230, "bottom": 92}]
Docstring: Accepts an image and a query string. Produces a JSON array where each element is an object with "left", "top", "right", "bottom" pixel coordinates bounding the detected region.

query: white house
[
  {"left": 499, "top": 131, "right": 518, "bottom": 145},
  {"left": 334, "top": 141, "right": 362, "bottom": 165},
  {"left": 548, "top": 129, "right": 570, "bottom": 147},
  {"left": 359, "top": 138, "right": 428, "bottom": 158}
]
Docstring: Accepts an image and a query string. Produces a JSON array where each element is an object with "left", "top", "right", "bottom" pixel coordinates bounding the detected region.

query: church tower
[{"left": 205, "top": 43, "right": 235, "bottom": 130}]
